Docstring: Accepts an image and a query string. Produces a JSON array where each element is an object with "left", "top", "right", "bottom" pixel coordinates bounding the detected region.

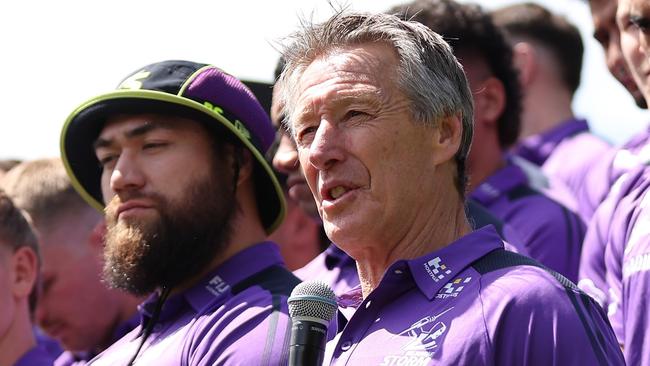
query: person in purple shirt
[
  {"left": 563, "top": 0, "right": 650, "bottom": 224},
  {"left": 576, "top": 1, "right": 650, "bottom": 363},
  {"left": 58, "top": 60, "right": 300, "bottom": 365},
  {"left": 492, "top": 3, "right": 612, "bottom": 212},
  {"left": 278, "top": 6, "right": 624, "bottom": 365},
  {"left": 0, "top": 190, "right": 54, "bottom": 366},
  {"left": 271, "top": 60, "right": 526, "bottom": 297},
  {"left": 389, "top": 0, "right": 586, "bottom": 282},
  {"left": 2, "top": 158, "right": 142, "bottom": 366}
]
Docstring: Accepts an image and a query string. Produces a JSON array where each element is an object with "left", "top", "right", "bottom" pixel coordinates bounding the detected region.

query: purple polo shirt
[
  {"left": 86, "top": 242, "right": 299, "bottom": 365},
  {"left": 470, "top": 159, "right": 585, "bottom": 282},
  {"left": 574, "top": 125, "right": 650, "bottom": 222},
  {"left": 14, "top": 345, "right": 55, "bottom": 366},
  {"left": 579, "top": 165, "right": 650, "bottom": 365},
  {"left": 514, "top": 119, "right": 612, "bottom": 200},
  {"left": 54, "top": 313, "right": 140, "bottom": 366},
  {"left": 295, "top": 244, "right": 359, "bottom": 296},
  {"left": 326, "top": 226, "right": 624, "bottom": 365}
]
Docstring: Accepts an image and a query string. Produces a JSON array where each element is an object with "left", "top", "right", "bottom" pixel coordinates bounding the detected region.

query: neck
[
  {"left": 0, "top": 301, "right": 35, "bottom": 366},
  {"left": 520, "top": 86, "right": 574, "bottom": 138},
  {"left": 354, "top": 180, "right": 471, "bottom": 298},
  {"left": 467, "top": 151, "right": 506, "bottom": 193}
]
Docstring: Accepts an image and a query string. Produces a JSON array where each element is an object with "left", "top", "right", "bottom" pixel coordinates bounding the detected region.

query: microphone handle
[{"left": 288, "top": 319, "right": 328, "bottom": 366}]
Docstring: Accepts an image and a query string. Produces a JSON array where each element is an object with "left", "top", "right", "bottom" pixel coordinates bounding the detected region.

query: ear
[
  {"left": 512, "top": 42, "right": 538, "bottom": 87},
  {"left": 432, "top": 114, "right": 464, "bottom": 165},
  {"left": 11, "top": 246, "right": 38, "bottom": 300},
  {"left": 473, "top": 76, "right": 506, "bottom": 129},
  {"left": 234, "top": 149, "right": 254, "bottom": 187}
]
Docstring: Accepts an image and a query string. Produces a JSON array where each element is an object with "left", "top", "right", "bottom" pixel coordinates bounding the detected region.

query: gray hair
[{"left": 278, "top": 10, "right": 474, "bottom": 195}]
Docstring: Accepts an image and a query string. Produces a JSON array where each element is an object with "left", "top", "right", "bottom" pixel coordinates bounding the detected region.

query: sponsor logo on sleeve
[{"left": 424, "top": 257, "right": 452, "bottom": 282}]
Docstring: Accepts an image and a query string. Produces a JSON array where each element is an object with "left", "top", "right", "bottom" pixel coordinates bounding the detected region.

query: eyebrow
[{"left": 93, "top": 122, "right": 174, "bottom": 150}]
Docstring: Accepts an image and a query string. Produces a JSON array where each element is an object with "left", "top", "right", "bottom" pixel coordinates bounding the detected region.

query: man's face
[
  {"left": 271, "top": 86, "right": 320, "bottom": 218},
  {"left": 618, "top": 0, "right": 650, "bottom": 103},
  {"left": 591, "top": 0, "right": 647, "bottom": 107},
  {"left": 289, "top": 43, "right": 446, "bottom": 253},
  {"left": 95, "top": 114, "right": 236, "bottom": 295},
  {"left": 34, "top": 217, "right": 119, "bottom": 352}
]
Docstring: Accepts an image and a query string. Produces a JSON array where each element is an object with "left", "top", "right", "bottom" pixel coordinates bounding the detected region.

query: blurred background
[{"left": 1, "top": 0, "right": 647, "bottom": 160}]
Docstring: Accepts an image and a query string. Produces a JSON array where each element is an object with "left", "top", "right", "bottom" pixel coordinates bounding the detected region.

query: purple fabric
[
  {"left": 184, "top": 67, "right": 274, "bottom": 152},
  {"left": 326, "top": 226, "right": 624, "bottom": 365},
  {"left": 34, "top": 327, "right": 63, "bottom": 360},
  {"left": 470, "top": 159, "right": 586, "bottom": 282},
  {"left": 295, "top": 244, "right": 360, "bottom": 297},
  {"left": 85, "top": 242, "right": 296, "bottom": 365},
  {"left": 14, "top": 345, "right": 55, "bottom": 366},
  {"left": 579, "top": 165, "right": 650, "bottom": 365},
  {"left": 514, "top": 118, "right": 609, "bottom": 166},
  {"left": 574, "top": 126, "right": 650, "bottom": 222},
  {"left": 53, "top": 314, "right": 139, "bottom": 366}
]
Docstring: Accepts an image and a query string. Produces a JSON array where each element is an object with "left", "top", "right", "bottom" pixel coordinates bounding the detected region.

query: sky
[{"left": 1, "top": 0, "right": 648, "bottom": 161}]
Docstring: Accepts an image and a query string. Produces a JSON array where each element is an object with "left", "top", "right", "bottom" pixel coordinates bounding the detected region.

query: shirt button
[
  {"left": 365, "top": 300, "right": 372, "bottom": 309},
  {"left": 341, "top": 340, "right": 353, "bottom": 351},
  {"left": 394, "top": 269, "right": 403, "bottom": 275}
]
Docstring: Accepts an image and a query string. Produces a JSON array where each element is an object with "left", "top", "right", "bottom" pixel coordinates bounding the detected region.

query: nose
[
  {"left": 273, "top": 134, "right": 300, "bottom": 174},
  {"left": 308, "top": 119, "right": 345, "bottom": 171},
  {"left": 108, "top": 152, "right": 146, "bottom": 196}
]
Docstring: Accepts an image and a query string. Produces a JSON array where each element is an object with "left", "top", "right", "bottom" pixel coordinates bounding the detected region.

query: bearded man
[{"left": 59, "top": 60, "right": 299, "bottom": 365}]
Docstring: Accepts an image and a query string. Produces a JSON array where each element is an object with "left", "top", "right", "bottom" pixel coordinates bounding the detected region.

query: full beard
[{"left": 103, "top": 173, "right": 237, "bottom": 296}]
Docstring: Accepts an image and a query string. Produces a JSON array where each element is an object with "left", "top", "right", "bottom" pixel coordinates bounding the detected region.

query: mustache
[{"left": 105, "top": 192, "right": 164, "bottom": 216}]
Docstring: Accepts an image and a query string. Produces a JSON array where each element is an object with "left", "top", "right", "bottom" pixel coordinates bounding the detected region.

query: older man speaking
[{"left": 278, "top": 9, "right": 624, "bottom": 365}]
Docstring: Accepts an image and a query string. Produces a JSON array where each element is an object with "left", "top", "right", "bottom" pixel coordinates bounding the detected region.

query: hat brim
[{"left": 60, "top": 90, "right": 286, "bottom": 234}]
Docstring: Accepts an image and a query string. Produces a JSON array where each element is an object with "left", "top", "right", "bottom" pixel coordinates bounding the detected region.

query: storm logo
[
  {"left": 400, "top": 307, "right": 453, "bottom": 353},
  {"left": 381, "top": 308, "right": 453, "bottom": 365}
]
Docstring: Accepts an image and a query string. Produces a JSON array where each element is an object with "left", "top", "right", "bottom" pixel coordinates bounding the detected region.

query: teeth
[{"left": 330, "top": 186, "right": 347, "bottom": 199}]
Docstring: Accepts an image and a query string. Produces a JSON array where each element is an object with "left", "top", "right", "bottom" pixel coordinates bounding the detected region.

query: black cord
[{"left": 126, "top": 286, "right": 172, "bottom": 366}]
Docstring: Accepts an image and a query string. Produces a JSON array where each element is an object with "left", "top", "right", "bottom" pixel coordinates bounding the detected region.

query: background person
[
  {"left": 0, "top": 190, "right": 54, "bottom": 366},
  {"left": 492, "top": 2, "right": 612, "bottom": 221},
  {"left": 2, "top": 158, "right": 142, "bottom": 366},
  {"left": 389, "top": 0, "right": 586, "bottom": 282}
]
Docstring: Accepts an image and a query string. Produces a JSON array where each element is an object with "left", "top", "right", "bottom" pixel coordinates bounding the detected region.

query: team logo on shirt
[
  {"left": 424, "top": 257, "right": 452, "bottom": 282},
  {"left": 436, "top": 277, "right": 472, "bottom": 299},
  {"left": 380, "top": 307, "right": 453, "bottom": 366},
  {"left": 205, "top": 275, "right": 230, "bottom": 296}
]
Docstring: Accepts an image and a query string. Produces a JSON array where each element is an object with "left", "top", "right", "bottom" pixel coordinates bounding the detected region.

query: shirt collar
[
  {"left": 337, "top": 226, "right": 504, "bottom": 307},
  {"left": 324, "top": 244, "right": 355, "bottom": 270},
  {"left": 514, "top": 118, "right": 589, "bottom": 165},
  {"left": 406, "top": 226, "right": 504, "bottom": 300},
  {"left": 470, "top": 158, "right": 528, "bottom": 206},
  {"left": 138, "top": 241, "right": 284, "bottom": 324}
]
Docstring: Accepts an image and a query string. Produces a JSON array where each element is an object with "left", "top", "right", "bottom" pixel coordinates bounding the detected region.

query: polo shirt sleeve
[
  {"left": 619, "top": 199, "right": 650, "bottom": 365},
  {"left": 578, "top": 192, "right": 617, "bottom": 308},
  {"left": 483, "top": 267, "right": 624, "bottom": 366}
]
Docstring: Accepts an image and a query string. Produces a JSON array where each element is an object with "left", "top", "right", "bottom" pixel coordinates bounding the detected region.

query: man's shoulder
[{"left": 473, "top": 250, "right": 578, "bottom": 305}]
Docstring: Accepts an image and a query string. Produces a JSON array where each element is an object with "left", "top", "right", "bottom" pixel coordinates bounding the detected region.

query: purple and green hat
[{"left": 60, "top": 60, "right": 286, "bottom": 234}]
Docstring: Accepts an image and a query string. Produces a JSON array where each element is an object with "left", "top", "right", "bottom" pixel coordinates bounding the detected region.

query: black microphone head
[{"left": 288, "top": 281, "right": 337, "bottom": 324}]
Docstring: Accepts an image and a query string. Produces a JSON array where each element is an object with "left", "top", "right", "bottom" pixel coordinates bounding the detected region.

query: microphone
[{"left": 287, "top": 281, "right": 338, "bottom": 366}]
